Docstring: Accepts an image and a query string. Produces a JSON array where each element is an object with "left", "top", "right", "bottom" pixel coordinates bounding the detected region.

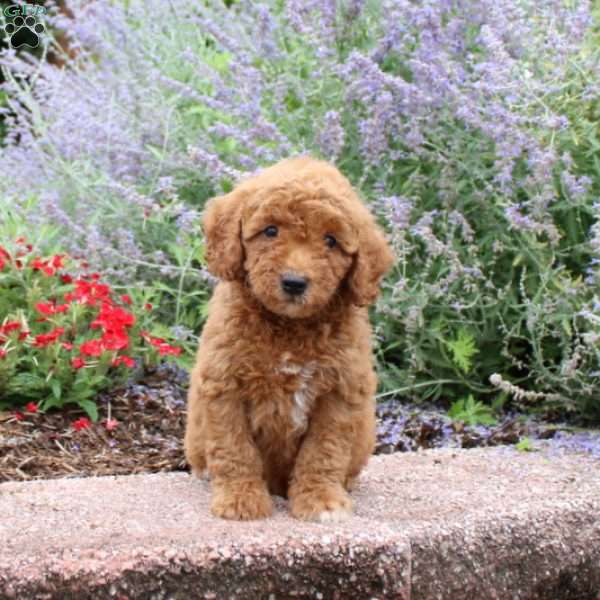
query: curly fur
[{"left": 184, "top": 156, "right": 394, "bottom": 521}]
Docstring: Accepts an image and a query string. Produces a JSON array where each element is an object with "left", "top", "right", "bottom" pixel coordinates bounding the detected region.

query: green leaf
[
  {"left": 473, "top": 411, "right": 497, "bottom": 426},
  {"left": 445, "top": 329, "right": 478, "bottom": 374},
  {"left": 50, "top": 379, "right": 62, "bottom": 401},
  {"left": 79, "top": 399, "right": 99, "bottom": 422},
  {"left": 40, "top": 395, "right": 64, "bottom": 412},
  {"left": 448, "top": 395, "right": 497, "bottom": 426},
  {"left": 515, "top": 437, "right": 537, "bottom": 452}
]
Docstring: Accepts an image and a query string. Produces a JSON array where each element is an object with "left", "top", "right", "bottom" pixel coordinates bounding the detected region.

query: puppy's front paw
[
  {"left": 211, "top": 480, "right": 274, "bottom": 521},
  {"left": 289, "top": 484, "right": 353, "bottom": 522}
]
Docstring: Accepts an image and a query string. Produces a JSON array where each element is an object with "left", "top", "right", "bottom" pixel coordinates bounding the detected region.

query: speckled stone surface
[{"left": 0, "top": 447, "right": 599, "bottom": 599}]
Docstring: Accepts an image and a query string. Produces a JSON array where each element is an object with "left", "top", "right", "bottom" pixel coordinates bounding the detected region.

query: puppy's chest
[
  {"left": 247, "top": 356, "right": 323, "bottom": 436},
  {"left": 278, "top": 360, "right": 319, "bottom": 431}
]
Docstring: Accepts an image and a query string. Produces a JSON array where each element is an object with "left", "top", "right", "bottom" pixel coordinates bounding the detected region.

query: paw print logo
[{"left": 3, "top": 15, "right": 45, "bottom": 49}]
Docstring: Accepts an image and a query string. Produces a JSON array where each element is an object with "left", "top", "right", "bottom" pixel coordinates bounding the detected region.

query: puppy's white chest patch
[{"left": 279, "top": 360, "right": 317, "bottom": 432}]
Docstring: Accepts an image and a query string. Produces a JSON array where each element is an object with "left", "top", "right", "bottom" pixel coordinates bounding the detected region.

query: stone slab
[{"left": 0, "top": 447, "right": 599, "bottom": 599}]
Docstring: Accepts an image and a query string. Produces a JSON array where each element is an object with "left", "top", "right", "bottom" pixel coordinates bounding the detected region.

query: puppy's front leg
[
  {"left": 289, "top": 395, "right": 355, "bottom": 522},
  {"left": 203, "top": 383, "right": 273, "bottom": 520}
]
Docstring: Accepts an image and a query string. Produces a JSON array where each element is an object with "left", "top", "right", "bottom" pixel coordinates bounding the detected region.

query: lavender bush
[{"left": 1, "top": 0, "right": 599, "bottom": 419}]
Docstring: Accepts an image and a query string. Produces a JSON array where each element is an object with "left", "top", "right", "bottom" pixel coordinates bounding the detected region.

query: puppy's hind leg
[
  {"left": 189, "top": 453, "right": 209, "bottom": 480},
  {"left": 184, "top": 379, "right": 208, "bottom": 480},
  {"left": 345, "top": 400, "right": 376, "bottom": 491},
  {"left": 185, "top": 433, "right": 208, "bottom": 479}
]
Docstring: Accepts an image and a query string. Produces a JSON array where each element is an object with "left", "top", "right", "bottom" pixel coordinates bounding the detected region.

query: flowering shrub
[
  {"left": 1, "top": 0, "right": 599, "bottom": 420},
  {"left": 0, "top": 238, "right": 182, "bottom": 418}
]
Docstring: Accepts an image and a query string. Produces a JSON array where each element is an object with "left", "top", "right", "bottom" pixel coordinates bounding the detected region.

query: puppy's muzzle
[{"left": 281, "top": 274, "right": 308, "bottom": 297}]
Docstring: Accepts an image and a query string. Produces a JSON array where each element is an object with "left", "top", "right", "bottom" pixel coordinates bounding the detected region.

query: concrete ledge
[{"left": 1, "top": 448, "right": 599, "bottom": 599}]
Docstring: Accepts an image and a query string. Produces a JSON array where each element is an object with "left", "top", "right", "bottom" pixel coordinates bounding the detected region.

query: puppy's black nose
[{"left": 281, "top": 274, "right": 308, "bottom": 296}]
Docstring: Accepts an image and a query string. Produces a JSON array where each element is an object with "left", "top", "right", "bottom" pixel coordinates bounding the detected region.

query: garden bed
[
  {"left": 2, "top": 364, "right": 599, "bottom": 483},
  {"left": 2, "top": 0, "right": 600, "bottom": 488}
]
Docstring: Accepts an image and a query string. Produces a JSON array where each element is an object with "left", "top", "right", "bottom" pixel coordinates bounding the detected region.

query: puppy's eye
[
  {"left": 263, "top": 225, "right": 278, "bottom": 238},
  {"left": 324, "top": 234, "right": 337, "bottom": 248}
]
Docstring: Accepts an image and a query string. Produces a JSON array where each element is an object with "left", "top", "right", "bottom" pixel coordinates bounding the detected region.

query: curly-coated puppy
[{"left": 184, "top": 156, "right": 394, "bottom": 522}]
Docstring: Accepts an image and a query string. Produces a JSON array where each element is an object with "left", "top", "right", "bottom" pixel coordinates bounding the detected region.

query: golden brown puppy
[{"left": 184, "top": 156, "right": 394, "bottom": 522}]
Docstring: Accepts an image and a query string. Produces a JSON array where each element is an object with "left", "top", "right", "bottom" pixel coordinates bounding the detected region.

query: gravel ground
[{"left": 1, "top": 363, "right": 599, "bottom": 482}]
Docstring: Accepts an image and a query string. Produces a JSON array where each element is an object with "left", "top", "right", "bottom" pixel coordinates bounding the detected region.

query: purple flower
[{"left": 316, "top": 111, "right": 346, "bottom": 161}]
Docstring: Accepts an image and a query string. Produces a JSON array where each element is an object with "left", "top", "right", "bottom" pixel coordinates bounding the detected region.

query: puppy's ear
[
  {"left": 346, "top": 217, "right": 394, "bottom": 307},
  {"left": 202, "top": 189, "right": 246, "bottom": 280}
]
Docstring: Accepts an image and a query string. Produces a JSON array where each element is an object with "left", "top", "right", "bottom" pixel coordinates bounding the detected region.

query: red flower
[
  {"left": 141, "top": 332, "right": 182, "bottom": 356},
  {"left": 0, "top": 247, "right": 10, "bottom": 258},
  {"left": 66, "top": 279, "right": 112, "bottom": 306},
  {"left": 14, "top": 411, "right": 24, "bottom": 421},
  {"left": 31, "top": 257, "right": 56, "bottom": 276},
  {"left": 62, "top": 342, "right": 74, "bottom": 350},
  {"left": 0, "top": 247, "right": 9, "bottom": 270},
  {"left": 61, "top": 274, "right": 74, "bottom": 284},
  {"left": 141, "top": 331, "right": 162, "bottom": 345},
  {"left": 25, "top": 402, "right": 38, "bottom": 413},
  {"left": 0, "top": 321, "right": 21, "bottom": 340},
  {"left": 101, "top": 330, "right": 129, "bottom": 351},
  {"left": 35, "top": 302, "right": 53, "bottom": 315},
  {"left": 104, "top": 418, "right": 119, "bottom": 431},
  {"left": 32, "top": 327, "right": 65, "bottom": 348},
  {"left": 144, "top": 303, "right": 153, "bottom": 311},
  {"left": 15, "top": 237, "right": 25, "bottom": 244},
  {"left": 72, "top": 417, "right": 91, "bottom": 431},
  {"left": 35, "top": 301, "right": 70, "bottom": 315},
  {"left": 112, "top": 355, "right": 135, "bottom": 368},
  {"left": 71, "top": 357, "right": 86, "bottom": 369},
  {"left": 18, "top": 330, "right": 30, "bottom": 341},
  {"left": 79, "top": 339, "right": 104, "bottom": 357},
  {"left": 157, "top": 343, "right": 182, "bottom": 356},
  {"left": 91, "top": 303, "right": 135, "bottom": 331},
  {"left": 120, "top": 294, "right": 132, "bottom": 305},
  {"left": 51, "top": 255, "right": 66, "bottom": 269},
  {"left": 104, "top": 419, "right": 119, "bottom": 431},
  {"left": 0, "top": 349, "right": 6, "bottom": 359}
]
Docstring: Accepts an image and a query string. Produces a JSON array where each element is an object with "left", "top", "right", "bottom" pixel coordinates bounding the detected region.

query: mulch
[
  {"left": 0, "top": 364, "right": 580, "bottom": 483},
  {"left": 0, "top": 365, "right": 188, "bottom": 482}
]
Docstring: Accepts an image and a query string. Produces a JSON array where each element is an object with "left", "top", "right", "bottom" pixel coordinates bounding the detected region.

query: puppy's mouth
[
  {"left": 271, "top": 289, "right": 316, "bottom": 319},
  {"left": 280, "top": 292, "right": 309, "bottom": 314}
]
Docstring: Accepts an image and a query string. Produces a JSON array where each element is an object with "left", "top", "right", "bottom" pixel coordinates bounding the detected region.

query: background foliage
[{"left": 1, "top": 0, "right": 599, "bottom": 421}]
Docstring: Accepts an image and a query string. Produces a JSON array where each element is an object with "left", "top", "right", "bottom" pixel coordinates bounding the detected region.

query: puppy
[{"left": 184, "top": 156, "right": 394, "bottom": 521}]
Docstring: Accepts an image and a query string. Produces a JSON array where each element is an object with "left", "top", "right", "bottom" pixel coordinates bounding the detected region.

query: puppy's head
[{"left": 203, "top": 157, "right": 394, "bottom": 319}]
